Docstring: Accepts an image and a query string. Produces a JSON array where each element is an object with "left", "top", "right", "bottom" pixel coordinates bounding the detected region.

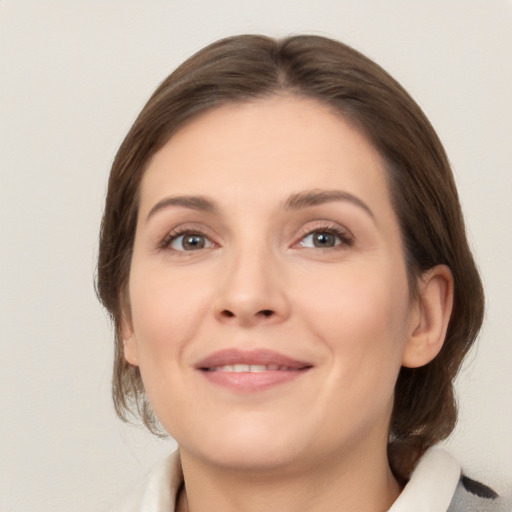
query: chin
[
  {"left": 176, "top": 418, "right": 312, "bottom": 473},
  {"left": 202, "top": 443, "right": 305, "bottom": 473}
]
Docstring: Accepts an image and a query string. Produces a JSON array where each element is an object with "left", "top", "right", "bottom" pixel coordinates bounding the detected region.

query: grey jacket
[{"left": 449, "top": 476, "right": 507, "bottom": 511}]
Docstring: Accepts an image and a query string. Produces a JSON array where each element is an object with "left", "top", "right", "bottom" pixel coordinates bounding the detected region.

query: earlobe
[
  {"left": 402, "top": 265, "right": 454, "bottom": 368},
  {"left": 123, "top": 336, "right": 139, "bottom": 366},
  {"left": 120, "top": 305, "right": 139, "bottom": 366}
]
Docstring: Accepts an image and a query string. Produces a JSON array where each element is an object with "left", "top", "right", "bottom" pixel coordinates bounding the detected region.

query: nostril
[{"left": 219, "top": 309, "right": 275, "bottom": 319}]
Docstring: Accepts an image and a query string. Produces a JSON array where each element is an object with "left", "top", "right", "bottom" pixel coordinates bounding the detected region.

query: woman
[{"left": 97, "top": 35, "right": 504, "bottom": 511}]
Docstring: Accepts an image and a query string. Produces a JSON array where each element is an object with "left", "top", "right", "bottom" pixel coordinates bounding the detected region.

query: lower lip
[{"left": 199, "top": 368, "right": 309, "bottom": 392}]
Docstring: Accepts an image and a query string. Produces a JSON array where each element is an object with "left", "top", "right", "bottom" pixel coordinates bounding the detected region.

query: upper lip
[{"left": 195, "top": 348, "right": 312, "bottom": 370}]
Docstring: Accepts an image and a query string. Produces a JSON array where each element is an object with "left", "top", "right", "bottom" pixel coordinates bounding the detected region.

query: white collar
[
  {"left": 112, "top": 451, "right": 182, "bottom": 512},
  {"left": 388, "top": 446, "right": 461, "bottom": 512}
]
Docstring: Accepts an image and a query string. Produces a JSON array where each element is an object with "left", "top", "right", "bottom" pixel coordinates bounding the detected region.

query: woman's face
[{"left": 124, "top": 96, "right": 421, "bottom": 473}]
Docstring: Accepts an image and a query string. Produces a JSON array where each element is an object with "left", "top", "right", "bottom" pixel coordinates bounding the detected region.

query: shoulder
[
  {"left": 110, "top": 451, "right": 183, "bottom": 512},
  {"left": 389, "top": 447, "right": 508, "bottom": 512}
]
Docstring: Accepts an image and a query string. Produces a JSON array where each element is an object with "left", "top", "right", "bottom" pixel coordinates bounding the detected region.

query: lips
[
  {"left": 195, "top": 349, "right": 312, "bottom": 392},
  {"left": 195, "top": 348, "right": 311, "bottom": 371},
  {"left": 207, "top": 363, "right": 299, "bottom": 372}
]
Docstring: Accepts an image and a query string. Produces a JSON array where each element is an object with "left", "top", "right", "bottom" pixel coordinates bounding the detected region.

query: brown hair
[{"left": 96, "top": 34, "right": 484, "bottom": 480}]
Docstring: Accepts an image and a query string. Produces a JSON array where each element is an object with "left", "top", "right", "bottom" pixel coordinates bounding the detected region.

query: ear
[
  {"left": 402, "top": 265, "right": 454, "bottom": 368},
  {"left": 122, "top": 335, "right": 139, "bottom": 367},
  {"left": 120, "top": 297, "right": 139, "bottom": 367}
]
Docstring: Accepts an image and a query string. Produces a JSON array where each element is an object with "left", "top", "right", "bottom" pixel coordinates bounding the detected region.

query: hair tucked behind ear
[{"left": 97, "top": 34, "right": 484, "bottom": 479}]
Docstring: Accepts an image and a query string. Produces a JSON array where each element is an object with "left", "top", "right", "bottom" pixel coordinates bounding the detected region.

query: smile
[
  {"left": 195, "top": 349, "right": 312, "bottom": 392},
  {"left": 205, "top": 364, "right": 301, "bottom": 372}
]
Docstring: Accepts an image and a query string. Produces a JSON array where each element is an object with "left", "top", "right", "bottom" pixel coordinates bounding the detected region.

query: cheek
[
  {"left": 126, "top": 267, "right": 210, "bottom": 430},
  {"left": 298, "top": 260, "right": 411, "bottom": 384},
  {"left": 127, "top": 264, "right": 212, "bottom": 365}
]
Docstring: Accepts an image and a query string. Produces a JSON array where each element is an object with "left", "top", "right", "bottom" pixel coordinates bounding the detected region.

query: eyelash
[
  {"left": 158, "top": 224, "right": 354, "bottom": 252},
  {"left": 159, "top": 227, "right": 216, "bottom": 252},
  {"left": 295, "top": 224, "right": 354, "bottom": 250}
]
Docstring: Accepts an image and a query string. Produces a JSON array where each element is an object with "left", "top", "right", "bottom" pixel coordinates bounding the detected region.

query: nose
[{"left": 212, "top": 245, "right": 291, "bottom": 327}]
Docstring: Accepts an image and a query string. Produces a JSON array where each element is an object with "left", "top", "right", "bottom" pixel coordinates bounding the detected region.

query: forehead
[{"left": 139, "top": 95, "right": 392, "bottom": 217}]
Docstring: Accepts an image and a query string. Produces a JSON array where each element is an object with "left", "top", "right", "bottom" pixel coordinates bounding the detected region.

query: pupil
[
  {"left": 314, "top": 232, "right": 335, "bottom": 247},
  {"left": 183, "top": 235, "right": 205, "bottom": 250}
]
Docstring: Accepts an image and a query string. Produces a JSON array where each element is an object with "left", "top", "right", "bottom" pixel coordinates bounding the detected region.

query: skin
[{"left": 123, "top": 95, "right": 453, "bottom": 512}]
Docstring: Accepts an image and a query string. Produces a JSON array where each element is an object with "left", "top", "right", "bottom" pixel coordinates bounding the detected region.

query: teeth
[
  {"left": 246, "top": 364, "right": 266, "bottom": 372},
  {"left": 210, "top": 364, "right": 293, "bottom": 372}
]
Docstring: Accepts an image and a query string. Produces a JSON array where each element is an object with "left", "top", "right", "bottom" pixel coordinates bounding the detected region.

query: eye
[
  {"left": 299, "top": 227, "right": 353, "bottom": 249},
  {"left": 166, "top": 232, "right": 215, "bottom": 251}
]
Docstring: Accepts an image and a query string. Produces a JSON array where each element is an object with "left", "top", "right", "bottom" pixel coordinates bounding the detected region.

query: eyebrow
[
  {"left": 284, "top": 189, "right": 375, "bottom": 220},
  {"left": 145, "top": 189, "right": 375, "bottom": 222},
  {"left": 146, "top": 195, "right": 216, "bottom": 223}
]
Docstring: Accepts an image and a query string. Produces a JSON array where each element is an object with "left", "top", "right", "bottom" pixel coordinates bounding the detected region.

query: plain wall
[{"left": 1, "top": 1, "right": 511, "bottom": 510}]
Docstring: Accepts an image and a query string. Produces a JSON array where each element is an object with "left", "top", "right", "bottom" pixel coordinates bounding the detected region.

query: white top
[
  {"left": 388, "top": 446, "right": 460, "bottom": 512},
  {"left": 112, "top": 447, "right": 464, "bottom": 512}
]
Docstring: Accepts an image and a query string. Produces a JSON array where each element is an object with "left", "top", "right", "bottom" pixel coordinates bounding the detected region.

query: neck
[{"left": 177, "top": 443, "right": 401, "bottom": 512}]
